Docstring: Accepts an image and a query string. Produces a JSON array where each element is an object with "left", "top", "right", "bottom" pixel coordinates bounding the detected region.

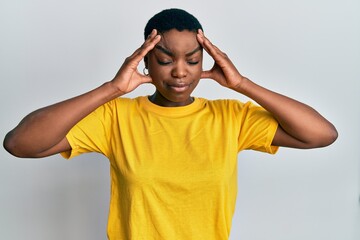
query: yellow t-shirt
[{"left": 61, "top": 96, "right": 279, "bottom": 240}]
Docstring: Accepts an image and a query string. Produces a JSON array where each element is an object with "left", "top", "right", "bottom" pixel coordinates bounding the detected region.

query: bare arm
[
  {"left": 4, "top": 83, "right": 121, "bottom": 158},
  {"left": 197, "top": 30, "right": 337, "bottom": 149},
  {"left": 3, "top": 30, "right": 161, "bottom": 158},
  {"left": 236, "top": 78, "right": 337, "bottom": 148}
]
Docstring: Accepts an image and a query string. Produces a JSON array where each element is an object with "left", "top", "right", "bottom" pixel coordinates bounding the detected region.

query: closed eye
[
  {"left": 157, "top": 60, "right": 172, "bottom": 65},
  {"left": 187, "top": 61, "right": 199, "bottom": 65}
]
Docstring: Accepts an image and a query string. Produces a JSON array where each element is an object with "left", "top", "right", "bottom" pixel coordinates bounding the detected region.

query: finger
[
  {"left": 197, "top": 29, "right": 216, "bottom": 53},
  {"left": 197, "top": 30, "right": 226, "bottom": 62},
  {"left": 140, "top": 29, "right": 161, "bottom": 54},
  {"left": 146, "top": 28, "right": 157, "bottom": 39},
  {"left": 196, "top": 29, "right": 208, "bottom": 51},
  {"left": 127, "top": 29, "right": 161, "bottom": 65}
]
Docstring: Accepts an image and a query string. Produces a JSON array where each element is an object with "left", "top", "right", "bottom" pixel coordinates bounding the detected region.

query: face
[{"left": 146, "top": 29, "right": 203, "bottom": 107}]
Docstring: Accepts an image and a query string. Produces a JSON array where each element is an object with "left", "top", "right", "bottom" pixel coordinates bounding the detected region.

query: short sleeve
[
  {"left": 60, "top": 100, "right": 115, "bottom": 159},
  {"left": 236, "top": 101, "right": 279, "bottom": 154}
]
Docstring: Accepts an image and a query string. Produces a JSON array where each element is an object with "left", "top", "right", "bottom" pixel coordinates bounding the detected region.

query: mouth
[{"left": 167, "top": 83, "right": 191, "bottom": 93}]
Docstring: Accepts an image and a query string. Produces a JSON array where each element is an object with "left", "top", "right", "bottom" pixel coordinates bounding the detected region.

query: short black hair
[{"left": 144, "top": 8, "right": 203, "bottom": 39}]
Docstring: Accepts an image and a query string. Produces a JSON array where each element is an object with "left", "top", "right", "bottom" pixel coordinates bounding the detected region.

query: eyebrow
[{"left": 155, "top": 45, "right": 202, "bottom": 57}]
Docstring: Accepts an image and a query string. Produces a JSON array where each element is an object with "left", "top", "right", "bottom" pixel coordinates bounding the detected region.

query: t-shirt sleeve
[
  {"left": 60, "top": 101, "right": 115, "bottom": 159},
  {"left": 236, "top": 101, "right": 279, "bottom": 154}
]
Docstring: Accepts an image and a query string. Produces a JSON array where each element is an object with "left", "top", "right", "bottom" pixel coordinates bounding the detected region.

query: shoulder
[
  {"left": 198, "top": 98, "right": 273, "bottom": 120},
  {"left": 103, "top": 96, "right": 144, "bottom": 109},
  {"left": 197, "top": 98, "right": 251, "bottom": 111},
  {"left": 87, "top": 97, "right": 143, "bottom": 120}
]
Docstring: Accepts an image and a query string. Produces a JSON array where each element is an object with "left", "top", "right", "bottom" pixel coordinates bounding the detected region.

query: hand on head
[
  {"left": 111, "top": 27, "right": 246, "bottom": 97},
  {"left": 197, "top": 29, "right": 245, "bottom": 90},
  {"left": 111, "top": 29, "right": 161, "bottom": 95}
]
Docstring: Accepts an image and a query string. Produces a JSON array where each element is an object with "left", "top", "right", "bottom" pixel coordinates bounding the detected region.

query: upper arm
[
  {"left": 272, "top": 125, "right": 311, "bottom": 149},
  {"left": 272, "top": 122, "right": 338, "bottom": 149},
  {"left": 32, "top": 137, "right": 71, "bottom": 158}
]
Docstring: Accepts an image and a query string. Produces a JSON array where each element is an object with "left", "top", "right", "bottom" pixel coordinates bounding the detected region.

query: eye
[
  {"left": 187, "top": 61, "right": 199, "bottom": 65},
  {"left": 157, "top": 60, "right": 172, "bottom": 65}
]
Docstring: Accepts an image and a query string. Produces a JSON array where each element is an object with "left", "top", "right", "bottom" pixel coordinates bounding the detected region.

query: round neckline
[{"left": 139, "top": 96, "right": 203, "bottom": 117}]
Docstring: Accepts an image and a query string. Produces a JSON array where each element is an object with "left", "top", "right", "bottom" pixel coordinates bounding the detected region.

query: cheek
[
  {"left": 149, "top": 66, "right": 168, "bottom": 82},
  {"left": 148, "top": 57, "right": 167, "bottom": 76},
  {"left": 192, "top": 64, "right": 203, "bottom": 78}
]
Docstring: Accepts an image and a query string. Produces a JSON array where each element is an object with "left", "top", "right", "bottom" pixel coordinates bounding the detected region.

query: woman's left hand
[
  {"left": 197, "top": 29, "right": 337, "bottom": 149},
  {"left": 197, "top": 29, "right": 245, "bottom": 90}
]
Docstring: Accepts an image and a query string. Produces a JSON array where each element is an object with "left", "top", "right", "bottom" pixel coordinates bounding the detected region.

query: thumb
[
  {"left": 201, "top": 70, "right": 212, "bottom": 79},
  {"left": 139, "top": 74, "right": 153, "bottom": 84}
]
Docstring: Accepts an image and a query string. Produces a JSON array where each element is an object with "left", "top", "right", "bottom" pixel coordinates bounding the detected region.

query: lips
[{"left": 167, "top": 83, "right": 191, "bottom": 92}]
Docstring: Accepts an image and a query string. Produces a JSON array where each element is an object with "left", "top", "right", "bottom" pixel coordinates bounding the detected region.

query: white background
[{"left": 1, "top": 0, "right": 359, "bottom": 239}]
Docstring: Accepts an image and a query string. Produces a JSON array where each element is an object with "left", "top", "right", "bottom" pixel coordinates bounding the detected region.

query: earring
[{"left": 143, "top": 67, "right": 149, "bottom": 76}]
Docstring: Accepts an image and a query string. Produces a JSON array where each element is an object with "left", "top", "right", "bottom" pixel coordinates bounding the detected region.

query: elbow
[
  {"left": 312, "top": 124, "right": 338, "bottom": 148},
  {"left": 3, "top": 131, "right": 19, "bottom": 157},
  {"left": 3, "top": 131, "right": 28, "bottom": 158},
  {"left": 325, "top": 125, "right": 338, "bottom": 146}
]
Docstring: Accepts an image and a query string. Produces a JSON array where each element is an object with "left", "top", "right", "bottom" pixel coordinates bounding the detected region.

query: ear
[{"left": 144, "top": 55, "right": 148, "bottom": 69}]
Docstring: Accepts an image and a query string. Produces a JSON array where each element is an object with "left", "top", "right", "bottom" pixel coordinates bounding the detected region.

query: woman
[{"left": 3, "top": 8, "right": 337, "bottom": 240}]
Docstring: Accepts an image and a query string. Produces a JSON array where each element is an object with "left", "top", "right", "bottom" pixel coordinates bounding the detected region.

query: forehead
[{"left": 157, "top": 29, "right": 199, "bottom": 53}]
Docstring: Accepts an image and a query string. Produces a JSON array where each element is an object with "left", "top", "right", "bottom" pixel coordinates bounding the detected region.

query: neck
[{"left": 148, "top": 92, "right": 194, "bottom": 107}]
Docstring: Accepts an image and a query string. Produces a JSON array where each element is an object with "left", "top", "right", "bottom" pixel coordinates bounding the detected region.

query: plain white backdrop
[{"left": 1, "top": 0, "right": 359, "bottom": 239}]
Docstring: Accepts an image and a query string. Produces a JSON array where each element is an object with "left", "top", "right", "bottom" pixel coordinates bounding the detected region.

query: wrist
[
  {"left": 230, "top": 76, "right": 250, "bottom": 94},
  {"left": 104, "top": 81, "right": 126, "bottom": 99}
]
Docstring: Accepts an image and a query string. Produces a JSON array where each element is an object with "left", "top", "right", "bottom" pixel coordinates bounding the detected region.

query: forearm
[
  {"left": 196, "top": 30, "right": 337, "bottom": 148},
  {"left": 4, "top": 81, "right": 122, "bottom": 157},
  {"left": 4, "top": 30, "right": 160, "bottom": 158},
  {"left": 233, "top": 77, "right": 338, "bottom": 148}
]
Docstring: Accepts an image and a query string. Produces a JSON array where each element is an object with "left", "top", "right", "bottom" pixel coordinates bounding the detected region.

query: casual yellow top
[{"left": 61, "top": 96, "right": 279, "bottom": 240}]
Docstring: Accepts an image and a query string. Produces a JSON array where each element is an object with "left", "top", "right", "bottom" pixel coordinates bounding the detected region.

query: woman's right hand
[
  {"left": 3, "top": 30, "right": 161, "bottom": 158},
  {"left": 111, "top": 29, "right": 161, "bottom": 95}
]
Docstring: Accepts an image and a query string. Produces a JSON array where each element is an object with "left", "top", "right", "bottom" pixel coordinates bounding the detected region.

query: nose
[{"left": 171, "top": 61, "right": 187, "bottom": 79}]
